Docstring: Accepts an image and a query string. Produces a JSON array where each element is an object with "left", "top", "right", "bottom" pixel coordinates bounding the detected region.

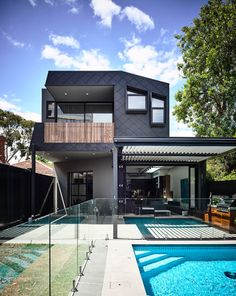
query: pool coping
[{"left": 101, "top": 239, "right": 236, "bottom": 296}]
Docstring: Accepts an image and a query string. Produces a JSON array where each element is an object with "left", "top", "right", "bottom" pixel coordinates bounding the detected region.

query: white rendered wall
[
  {"left": 169, "top": 166, "right": 188, "bottom": 200},
  {"left": 54, "top": 156, "right": 113, "bottom": 206}
]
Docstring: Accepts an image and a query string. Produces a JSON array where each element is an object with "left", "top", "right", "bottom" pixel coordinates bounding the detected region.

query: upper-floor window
[
  {"left": 57, "top": 103, "right": 84, "bottom": 122},
  {"left": 127, "top": 87, "right": 147, "bottom": 113},
  {"left": 85, "top": 103, "right": 113, "bottom": 123},
  {"left": 46, "top": 101, "right": 55, "bottom": 119},
  {"left": 56, "top": 102, "right": 113, "bottom": 123},
  {"left": 151, "top": 94, "right": 166, "bottom": 125}
]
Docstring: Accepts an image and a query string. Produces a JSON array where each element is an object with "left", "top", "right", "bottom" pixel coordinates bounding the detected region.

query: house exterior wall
[
  {"left": 42, "top": 71, "right": 169, "bottom": 138},
  {"left": 169, "top": 166, "right": 189, "bottom": 201},
  {"left": 54, "top": 156, "right": 113, "bottom": 206}
]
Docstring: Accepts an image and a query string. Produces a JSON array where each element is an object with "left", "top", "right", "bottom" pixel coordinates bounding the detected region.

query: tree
[
  {"left": 174, "top": 0, "right": 236, "bottom": 137},
  {"left": 173, "top": 0, "right": 236, "bottom": 180},
  {"left": 0, "top": 109, "right": 34, "bottom": 163}
]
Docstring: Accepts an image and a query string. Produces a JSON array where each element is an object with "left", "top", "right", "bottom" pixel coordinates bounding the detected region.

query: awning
[{"left": 114, "top": 137, "right": 236, "bottom": 164}]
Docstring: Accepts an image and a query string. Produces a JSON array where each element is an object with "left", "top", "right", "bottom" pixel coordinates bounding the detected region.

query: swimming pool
[
  {"left": 31, "top": 215, "right": 84, "bottom": 225},
  {"left": 124, "top": 217, "right": 203, "bottom": 226},
  {"left": 133, "top": 244, "right": 236, "bottom": 296},
  {"left": 124, "top": 217, "right": 212, "bottom": 239}
]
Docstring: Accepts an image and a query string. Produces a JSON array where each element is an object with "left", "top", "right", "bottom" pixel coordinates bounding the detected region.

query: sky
[{"left": 0, "top": 0, "right": 208, "bottom": 136}]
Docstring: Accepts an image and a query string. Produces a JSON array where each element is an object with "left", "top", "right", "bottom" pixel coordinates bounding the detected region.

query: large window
[
  {"left": 151, "top": 94, "right": 166, "bottom": 125},
  {"left": 57, "top": 103, "right": 84, "bottom": 122},
  {"left": 127, "top": 87, "right": 147, "bottom": 113},
  {"left": 69, "top": 171, "right": 93, "bottom": 205},
  {"left": 85, "top": 103, "right": 113, "bottom": 123},
  {"left": 56, "top": 102, "right": 113, "bottom": 123}
]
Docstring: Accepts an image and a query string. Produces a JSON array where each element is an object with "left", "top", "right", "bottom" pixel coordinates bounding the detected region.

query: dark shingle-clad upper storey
[{"left": 44, "top": 70, "right": 169, "bottom": 137}]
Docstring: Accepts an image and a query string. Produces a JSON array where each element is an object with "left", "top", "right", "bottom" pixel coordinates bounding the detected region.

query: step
[
  {"left": 138, "top": 253, "right": 169, "bottom": 266},
  {"left": 142, "top": 256, "right": 185, "bottom": 277},
  {"left": 134, "top": 250, "right": 152, "bottom": 259}
]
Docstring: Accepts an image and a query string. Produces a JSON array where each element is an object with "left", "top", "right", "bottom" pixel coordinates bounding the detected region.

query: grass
[{"left": 0, "top": 243, "right": 88, "bottom": 296}]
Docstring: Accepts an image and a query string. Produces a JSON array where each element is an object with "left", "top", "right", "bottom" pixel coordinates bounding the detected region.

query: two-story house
[{"left": 31, "top": 71, "right": 236, "bottom": 216}]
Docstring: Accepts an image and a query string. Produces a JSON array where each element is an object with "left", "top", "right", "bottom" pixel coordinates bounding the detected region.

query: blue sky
[{"left": 0, "top": 0, "right": 207, "bottom": 136}]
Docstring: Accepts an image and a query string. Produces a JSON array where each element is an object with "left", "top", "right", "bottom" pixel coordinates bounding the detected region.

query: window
[
  {"left": 56, "top": 102, "right": 113, "bottom": 123},
  {"left": 151, "top": 94, "right": 166, "bottom": 125},
  {"left": 46, "top": 102, "right": 55, "bottom": 119},
  {"left": 57, "top": 103, "right": 84, "bottom": 122},
  {"left": 69, "top": 171, "right": 93, "bottom": 205},
  {"left": 127, "top": 87, "right": 147, "bottom": 113},
  {"left": 85, "top": 103, "right": 113, "bottom": 123}
]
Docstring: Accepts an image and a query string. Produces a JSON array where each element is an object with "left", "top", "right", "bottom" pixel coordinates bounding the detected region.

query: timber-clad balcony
[{"left": 44, "top": 122, "right": 114, "bottom": 143}]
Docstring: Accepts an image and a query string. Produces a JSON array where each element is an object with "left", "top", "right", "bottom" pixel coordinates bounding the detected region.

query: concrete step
[
  {"left": 138, "top": 253, "right": 169, "bottom": 266},
  {"left": 142, "top": 256, "right": 185, "bottom": 277}
]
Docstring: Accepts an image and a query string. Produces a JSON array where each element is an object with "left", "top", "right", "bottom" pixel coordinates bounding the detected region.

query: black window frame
[
  {"left": 150, "top": 93, "right": 166, "bottom": 126},
  {"left": 53, "top": 101, "right": 114, "bottom": 123},
  {"left": 68, "top": 170, "right": 93, "bottom": 205},
  {"left": 126, "top": 86, "right": 148, "bottom": 114},
  {"left": 46, "top": 101, "right": 56, "bottom": 120}
]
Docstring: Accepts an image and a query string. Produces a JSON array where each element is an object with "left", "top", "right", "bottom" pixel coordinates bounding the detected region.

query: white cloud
[
  {"left": 69, "top": 7, "right": 79, "bottom": 14},
  {"left": 160, "top": 27, "right": 168, "bottom": 37},
  {"left": 64, "top": 0, "right": 77, "bottom": 4},
  {"left": 118, "top": 35, "right": 182, "bottom": 86},
  {"left": 0, "top": 96, "right": 41, "bottom": 122},
  {"left": 90, "top": 0, "right": 121, "bottom": 28},
  {"left": 3, "top": 32, "right": 25, "bottom": 48},
  {"left": 121, "top": 6, "right": 154, "bottom": 32},
  {"left": 49, "top": 34, "right": 80, "bottom": 48},
  {"left": 44, "top": 0, "right": 54, "bottom": 6},
  {"left": 28, "top": 0, "right": 37, "bottom": 7},
  {"left": 0, "top": 97, "right": 21, "bottom": 111},
  {"left": 41, "top": 44, "right": 110, "bottom": 70},
  {"left": 169, "top": 113, "right": 194, "bottom": 137}
]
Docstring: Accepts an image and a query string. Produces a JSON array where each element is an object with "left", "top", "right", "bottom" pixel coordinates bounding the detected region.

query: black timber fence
[
  {"left": 207, "top": 180, "right": 236, "bottom": 198},
  {"left": 0, "top": 163, "right": 54, "bottom": 230}
]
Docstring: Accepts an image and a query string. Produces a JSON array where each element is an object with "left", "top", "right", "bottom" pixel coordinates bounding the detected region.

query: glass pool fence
[{"left": 0, "top": 198, "right": 235, "bottom": 295}]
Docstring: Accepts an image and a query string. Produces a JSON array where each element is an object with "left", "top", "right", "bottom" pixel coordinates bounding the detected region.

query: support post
[
  {"left": 112, "top": 146, "right": 118, "bottom": 239},
  {"left": 53, "top": 176, "right": 58, "bottom": 213},
  {"left": 31, "top": 144, "right": 36, "bottom": 216}
]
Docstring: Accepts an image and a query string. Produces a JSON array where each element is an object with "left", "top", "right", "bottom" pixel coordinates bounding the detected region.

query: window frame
[
  {"left": 46, "top": 101, "right": 56, "bottom": 120},
  {"left": 150, "top": 93, "right": 166, "bottom": 126},
  {"left": 126, "top": 86, "right": 148, "bottom": 114},
  {"left": 68, "top": 170, "right": 93, "bottom": 205},
  {"left": 53, "top": 101, "right": 114, "bottom": 123}
]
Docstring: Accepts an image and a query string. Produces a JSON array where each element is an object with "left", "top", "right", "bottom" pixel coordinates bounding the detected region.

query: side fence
[
  {"left": 207, "top": 180, "right": 236, "bottom": 197},
  {"left": 0, "top": 163, "right": 54, "bottom": 230}
]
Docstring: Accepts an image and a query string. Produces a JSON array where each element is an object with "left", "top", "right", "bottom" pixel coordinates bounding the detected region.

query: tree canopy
[
  {"left": 0, "top": 109, "right": 34, "bottom": 163},
  {"left": 174, "top": 0, "right": 236, "bottom": 137}
]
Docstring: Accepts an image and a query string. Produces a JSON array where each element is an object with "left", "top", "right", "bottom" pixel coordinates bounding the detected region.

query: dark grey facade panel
[{"left": 43, "top": 71, "right": 169, "bottom": 138}]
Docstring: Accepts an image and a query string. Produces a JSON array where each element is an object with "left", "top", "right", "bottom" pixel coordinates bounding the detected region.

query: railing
[
  {"left": 0, "top": 198, "right": 235, "bottom": 295},
  {"left": 44, "top": 122, "right": 114, "bottom": 143}
]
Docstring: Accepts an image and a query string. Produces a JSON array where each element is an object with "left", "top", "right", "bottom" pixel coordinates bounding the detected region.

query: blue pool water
[
  {"left": 133, "top": 245, "right": 236, "bottom": 296},
  {"left": 124, "top": 217, "right": 205, "bottom": 238},
  {"left": 124, "top": 217, "right": 203, "bottom": 225},
  {"left": 31, "top": 215, "right": 84, "bottom": 225}
]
